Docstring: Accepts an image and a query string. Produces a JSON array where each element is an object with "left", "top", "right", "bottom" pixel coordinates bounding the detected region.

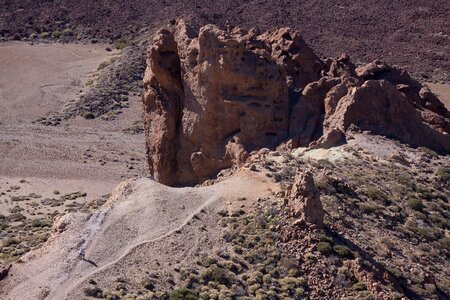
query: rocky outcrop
[
  {"left": 143, "top": 20, "right": 450, "bottom": 186},
  {"left": 289, "top": 171, "right": 324, "bottom": 229},
  {"left": 0, "top": 265, "right": 11, "bottom": 281},
  {"left": 143, "top": 20, "right": 323, "bottom": 186},
  {"left": 324, "top": 80, "right": 450, "bottom": 151}
]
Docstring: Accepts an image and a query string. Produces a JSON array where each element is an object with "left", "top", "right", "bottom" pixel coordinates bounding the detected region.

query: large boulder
[
  {"left": 143, "top": 20, "right": 323, "bottom": 186},
  {"left": 143, "top": 20, "right": 450, "bottom": 186},
  {"left": 324, "top": 80, "right": 450, "bottom": 152}
]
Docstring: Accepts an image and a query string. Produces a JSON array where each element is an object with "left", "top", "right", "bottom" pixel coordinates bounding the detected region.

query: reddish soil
[{"left": 1, "top": 0, "right": 449, "bottom": 81}]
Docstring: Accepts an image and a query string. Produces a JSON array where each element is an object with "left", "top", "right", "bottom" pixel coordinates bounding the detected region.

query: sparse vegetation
[
  {"left": 52, "top": 30, "right": 63, "bottom": 38},
  {"left": 419, "top": 147, "right": 439, "bottom": 159},
  {"left": 408, "top": 198, "right": 425, "bottom": 212},
  {"left": 82, "top": 112, "right": 96, "bottom": 119},
  {"left": 317, "top": 241, "right": 333, "bottom": 256},
  {"left": 333, "top": 245, "right": 353, "bottom": 258},
  {"left": 169, "top": 288, "right": 198, "bottom": 300},
  {"left": 115, "top": 38, "right": 130, "bottom": 50},
  {"left": 435, "top": 166, "right": 450, "bottom": 182},
  {"left": 83, "top": 286, "right": 103, "bottom": 298},
  {"left": 39, "top": 32, "right": 50, "bottom": 38}
]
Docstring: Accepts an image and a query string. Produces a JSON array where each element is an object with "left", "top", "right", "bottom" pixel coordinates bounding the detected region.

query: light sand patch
[
  {"left": 0, "top": 42, "right": 111, "bottom": 124},
  {"left": 428, "top": 83, "right": 450, "bottom": 110},
  {"left": 0, "top": 42, "right": 146, "bottom": 227}
]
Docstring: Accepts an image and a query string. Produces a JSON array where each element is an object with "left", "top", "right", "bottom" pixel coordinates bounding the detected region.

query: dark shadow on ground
[
  {"left": 326, "top": 229, "right": 426, "bottom": 300},
  {"left": 81, "top": 258, "right": 98, "bottom": 267}
]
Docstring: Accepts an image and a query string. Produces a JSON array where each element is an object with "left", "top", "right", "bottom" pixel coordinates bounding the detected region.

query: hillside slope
[
  {"left": 0, "top": 170, "right": 277, "bottom": 299},
  {"left": 1, "top": 134, "right": 449, "bottom": 299}
]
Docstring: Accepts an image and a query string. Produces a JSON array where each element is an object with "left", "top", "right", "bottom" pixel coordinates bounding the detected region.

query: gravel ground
[{"left": 1, "top": 0, "right": 449, "bottom": 81}]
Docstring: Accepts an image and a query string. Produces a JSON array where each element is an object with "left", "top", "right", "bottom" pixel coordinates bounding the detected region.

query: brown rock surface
[
  {"left": 324, "top": 80, "right": 450, "bottom": 152},
  {"left": 143, "top": 21, "right": 450, "bottom": 186},
  {"left": 143, "top": 20, "right": 323, "bottom": 186}
]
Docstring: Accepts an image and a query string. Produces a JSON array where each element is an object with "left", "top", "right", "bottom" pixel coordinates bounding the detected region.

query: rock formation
[
  {"left": 0, "top": 265, "right": 11, "bottom": 281},
  {"left": 289, "top": 171, "right": 324, "bottom": 229},
  {"left": 143, "top": 20, "right": 450, "bottom": 186}
]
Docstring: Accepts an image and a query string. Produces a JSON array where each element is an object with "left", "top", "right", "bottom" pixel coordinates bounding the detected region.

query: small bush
[
  {"left": 316, "top": 233, "right": 333, "bottom": 244},
  {"left": 85, "top": 79, "right": 95, "bottom": 86},
  {"left": 364, "top": 187, "right": 388, "bottom": 202},
  {"left": 3, "top": 237, "right": 20, "bottom": 247},
  {"left": 199, "top": 256, "right": 217, "bottom": 267},
  {"left": 52, "top": 31, "right": 63, "bottom": 38},
  {"left": 333, "top": 245, "right": 354, "bottom": 258},
  {"left": 31, "top": 218, "right": 51, "bottom": 228},
  {"left": 200, "top": 265, "right": 233, "bottom": 287},
  {"left": 83, "top": 287, "right": 103, "bottom": 298},
  {"left": 82, "top": 112, "right": 96, "bottom": 119},
  {"left": 352, "top": 282, "right": 367, "bottom": 291},
  {"left": 434, "top": 237, "right": 450, "bottom": 252},
  {"left": 358, "top": 203, "right": 382, "bottom": 214},
  {"left": 115, "top": 38, "right": 130, "bottom": 50},
  {"left": 97, "top": 61, "right": 110, "bottom": 70},
  {"left": 317, "top": 242, "right": 333, "bottom": 256},
  {"left": 408, "top": 198, "right": 424, "bottom": 212},
  {"left": 436, "top": 166, "right": 450, "bottom": 182},
  {"left": 169, "top": 288, "right": 198, "bottom": 300},
  {"left": 39, "top": 32, "right": 50, "bottom": 38},
  {"left": 315, "top": 177, "right": 334, "bottom": 194},
  {"left": 62, "top": 28, "right": 74, "bottom": 36},
  {"left": 419, "top": 147, "right": 438, "bottom": 159}
]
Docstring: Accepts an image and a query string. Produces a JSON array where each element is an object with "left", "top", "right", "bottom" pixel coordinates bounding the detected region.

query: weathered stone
[
  {"left": 290, "top": 171, "right": 324, "bottom": 229},
  {"left": 324, "top": 80, "right": 450, "bottom": 152},
  {"left": 143, "top": 20, "right": 450, "bottom": 186},
  {"left": 143, "top": 20, "right": 322, "bottom": 186}
]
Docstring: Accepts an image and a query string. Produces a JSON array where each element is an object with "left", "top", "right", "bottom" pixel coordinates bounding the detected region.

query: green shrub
[
  {"left": 316, "top": 233, "right": 333, "bottom": 244},
  {"left": 169, "top": 288, "right": 198, "bottom": 300},
  {"left": 200, "top": 265, "right": 233, "bottom": 287},
  {"left": 317, "top": 242, "right": 332, "bottom": 256},
  {"left": 39, "top": 32, "right": 50, "bottom": 38},
  {"left": 434, "top": 237, "right": 450, "bottom": 251},
  {"left": 419, "top": 147, "right": 438, "bottom": 159},
  {"left": 115, "top": 38, "right": 130, "bottom": 50},
  {"left": 436, "top": 166, "right": 450, "bottom": 182},
  {"left": 364, "top": 187, "right": 388, "bottom": 202},
  {"left": 352, "top": 282, "right": 367, "bottom": 291},
  {"left": 3, "top": 237, "right": 20, "bottom": 247},
  {"left": 199, "top": 256, "right": 217, "bottom": 267},
  {"left": 333, "top": 245, "right": 354, "bottom": 258},
  {"left": 82, "top": 112, "right": 95, "bottom": 119},
  {"left": 62, "top": 28, "right": 74, "bottom": 36},
  {"left": 52, "top": 31, "right": 63, "bottom": 38},
  {"left": 83, "top": 287, "right": 103, "bottom": 298},
  {"left": 31, "top": 218, "right": 51, "bottom": 228},
  {"left": 358, "top": 203, "right": 382, "bottom": 214},
  {"left": 408, "top": 198, "right": 424, "bottom": 212},
  {"left": 315, "top": 177, "right": 334, "bottom": 194}
]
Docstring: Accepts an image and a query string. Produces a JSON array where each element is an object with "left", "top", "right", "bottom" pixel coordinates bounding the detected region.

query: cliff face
[{"left": 143, "top": 20, "right": 450, "bottom": 186}]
